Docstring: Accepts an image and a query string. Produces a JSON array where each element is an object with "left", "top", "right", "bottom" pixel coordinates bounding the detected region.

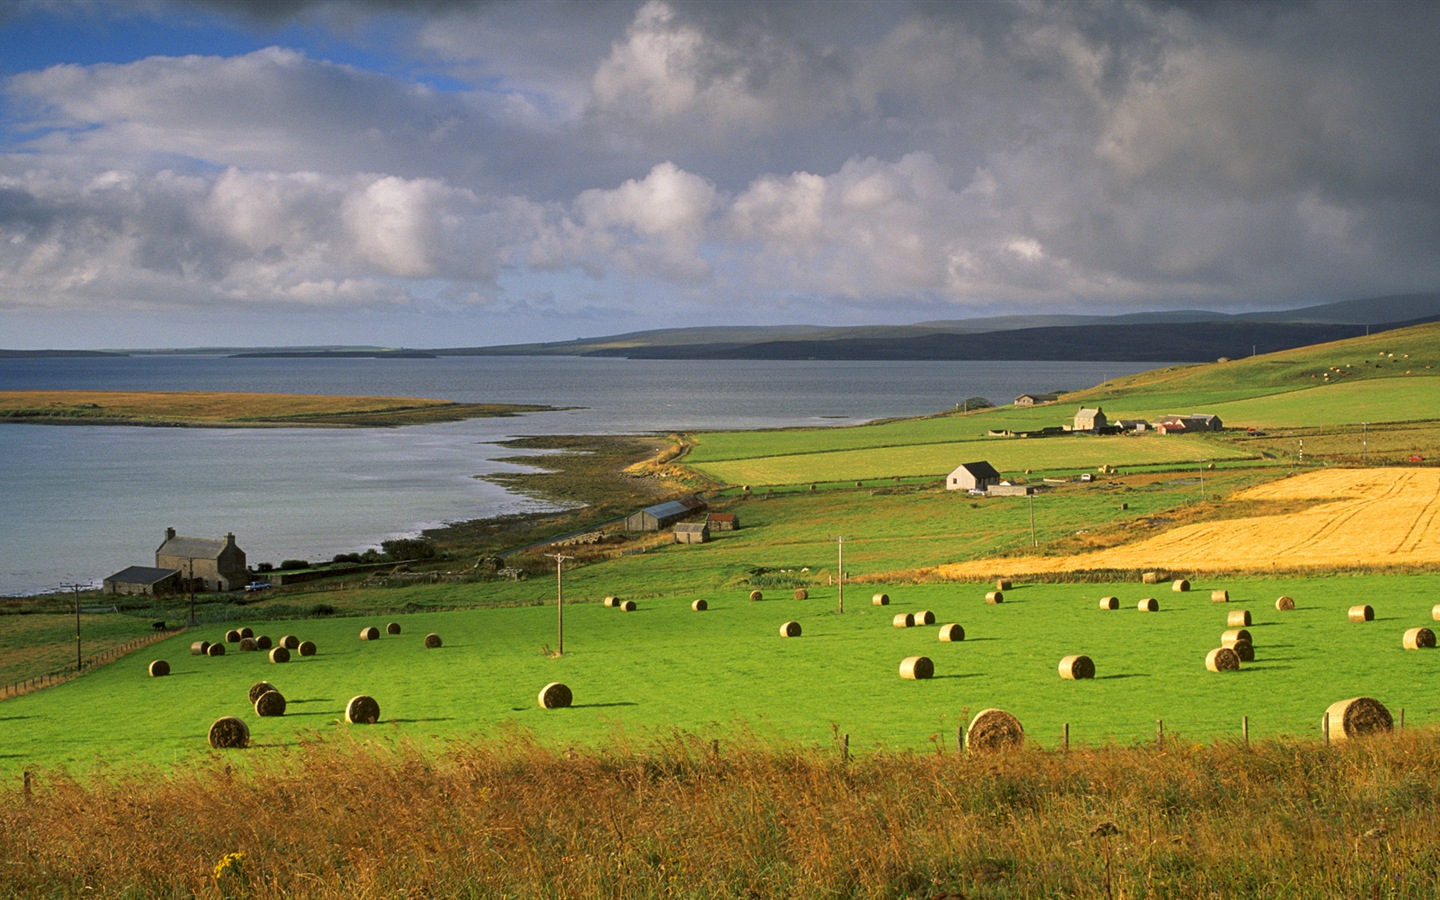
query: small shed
[
  {"left": 706, "top": 512, "right": 739, "bottom": 531},
  {"left": 946, "top": 460, "right": 1001, "bottom": 492},
  {"left": 1074, "top": 407, "right": 1108, "bottom": 432},
  {"left": 103, "top": 565, "right": 181, "bottom": 596},
  {"left": 1014, "top": 392, "right": 1058, "bottom": 407},
  {"left": 626, "top": 497, "right": 707, "bottom": 532},
  {"left": 987, "top": 483, "right": 1037, "bottom": 497},
  {"left": 673, "top": 522, "right": 711, "bottom": 544}
]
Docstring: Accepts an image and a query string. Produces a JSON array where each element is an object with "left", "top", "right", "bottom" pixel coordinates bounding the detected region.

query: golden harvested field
[{"left": 932, "top": 466, "right": 1440, "bottom": 578}]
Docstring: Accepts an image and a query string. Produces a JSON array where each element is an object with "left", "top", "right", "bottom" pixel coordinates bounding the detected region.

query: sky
[{"left": 1, "top": 0, "right": 1438, "bottom": 350}]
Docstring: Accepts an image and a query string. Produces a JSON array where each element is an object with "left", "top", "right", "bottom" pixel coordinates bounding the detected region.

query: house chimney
[
  {"left": 165, "top": 527, "right": 176, "bottom": 541},
  {"left": 225, "top": 532, "right": 236, "bottom": 546}
]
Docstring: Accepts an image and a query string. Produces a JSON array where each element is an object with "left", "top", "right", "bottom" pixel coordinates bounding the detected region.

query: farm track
[{"left": 931, "top": 467, "right": 1440, "bottom": 577}]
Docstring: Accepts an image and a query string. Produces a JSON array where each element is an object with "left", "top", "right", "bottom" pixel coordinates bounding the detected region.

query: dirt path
[{"left": 932, "top": 467, "right": 1440, "bottom": 577}]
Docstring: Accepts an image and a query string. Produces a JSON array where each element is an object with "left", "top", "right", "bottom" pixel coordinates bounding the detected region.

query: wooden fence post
[
  {"left": 1156, "top": 719, "right": 1164, "bottom": 746},
  {"left": 1242, "top": 715, "right": 1249, "bottom": 748},
  {"left": 1063, "top": 723, "right": 1070, "bottom": 752},
  {"left": 1323, "top": 712, "right": 1330, "bottom": 744}
]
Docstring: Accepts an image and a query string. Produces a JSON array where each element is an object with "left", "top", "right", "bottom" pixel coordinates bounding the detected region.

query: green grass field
[{"left": 7, "top": 571, "right": 1438, "bottom": 776}]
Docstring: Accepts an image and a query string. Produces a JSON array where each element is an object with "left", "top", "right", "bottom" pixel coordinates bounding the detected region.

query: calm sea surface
[{"left": 0, "top": 355, "right": 1165, "bottom": 596}]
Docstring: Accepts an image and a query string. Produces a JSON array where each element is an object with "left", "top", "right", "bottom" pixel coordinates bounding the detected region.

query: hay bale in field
[
  {"left": 938, "top": 623, "right": 964, "bottom": 642},
  {"left": 225, "top": 629, "right": 241, "bottom": 643},
  {"left": 996, "top": 578, "right": 1013, "bottom": 591},
  {"left": 1403, "top": 627, "right": 1436, "bottom": 650},
  {"left": 1211, "top": 590, "right": 1229, "bottom": 603},
  {"left": 359, "top": 626, "right": 381, "bottom": 641},
  {"left": 986, "top": 591, "right": 1004, "bottom": 604},
  {"left": 1276, "top": 596, "right": 1296, "bottom": 611},
  {"left": 238, "top": 626, "right": 254, "bottom": 639},
  {"left": 1172, "top": 579, "right": 1190, "bottom": 593},
  {"left": 691, "top": 598, "right": 708, "bottom": 611},
  {"left": 779, "top": 620, "right": 802, "bottom": 638},
  {"left": 914, "top": 610, "right": 936, "bottom": 626},
  {"left": 899, "top": 656, "right": 934, "bottom": 680},
  {"left": 280, "top": 635, "right": 300, "bottom": 650},
  {"left": 148, "top": 659, "right": 169, "bottom": 677},
  {"left": 1142, "top": 571, "right": 1161, "bottom": 584},
  {"left": 254, "top": 689, "right": 286, "bottom": 717},
  {"left": 424, "top": 633, "right": 443, "bottom": 649},
  {"left": 1205, "top": 647, "right": 1241, "bottom": 672},
  {"left": 1221, "top": 628, "right": 1253, "bottom": 648},
  {"left": 604, "top": 596, "right": 621, "bottom": 607},
  {"left": 538, "top": 682, "right": 572, "bottom": 709},
  {"left": 208, "top": 716, "right": 249, "bottom": 749},
  {"left": 1137, "top": 598, "right": 1158, "bottom": 612},
  {"left": 269, "top": 646, "right": 290, "bottom": 664},
  {"left": 793, "top": 588, "right": 808, "bottom": 600},
  {"left": 1348, "top": 605, "right": 1374, "bottom": 623},
  {"left": 256, "top": 635, "right": 273, "bottom": 650},
  {"left": 386, "top": 622, "right": 401, "bottom": 635},
  {"left": 298, "top": 640, "right": 316, "bottom": 657},
  {"left": 190, "top": 640, "right": 211, "bottom": 656},
  {"left": 966, "top": 709, "right": 1024, "bottom": 751},
  {"left": 1227, "top": 610, "right": 1252, "bottom": 627},
  {"left": 346, "top": 695, "right": 381, "bottom": 724},
  {"left": 872, "top": 593, "right": 890, "bottom": 606},
  {"left": 247, "top": 681, "right": 277, "bottom": 704},
  {"left": 749, "top": 590, "right": 763, "bottom": 602},
  {"left": 1098, "top": 596, "right": 1119, "bottom": 610},
  {"left": 1432, "top": 604, "right": 1440, "bottom": 621},
  {"left": 206, "top": 642, "right": 226, "bottom": 657},
  {"left": 239, "top": 637, "right": 258, "bottom": 652},
  {"left": 1059, "top": 655, "right": 1095, "bottom": 680},
  {"left": 893, "top": 612, "right": 914, "bottom": 628},
  {"left": 621, "top": 600, "right": 638, "bottom": 611},
  {"left": 1323, "top": 697, "right": 1393, "bottom": 741},
  {"left": 1231, "top": 639, "right": 1255, "bottom": 662}
]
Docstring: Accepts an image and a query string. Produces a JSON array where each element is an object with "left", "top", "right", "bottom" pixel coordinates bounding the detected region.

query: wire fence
[{"left": 0, "top": 627, "right": 183, "bottom": 702}]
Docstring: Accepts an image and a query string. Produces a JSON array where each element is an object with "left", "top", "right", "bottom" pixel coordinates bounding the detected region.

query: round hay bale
[
  {"left": 255, "top": 635, "right": 273, "bottom": 650},
  {"left": 899, "top": 656, "right": 934, "bottom": 680},
  {"left": 1348, "top": 604, "right": 1374, "bottom": 623},
  {"left": 913, "top": 609, "right": 936, "bottom": 626},
  {"left": 1323, "top": 697, "right": 1393, "bottom": 740},
  {"left": 779, "top": 620, "right": 802, "bottom": 638},
  {"left": 985, "top": 591, "right": 1004, "bottom": 604},
  {"left": 1142, "top": 571, "right": 1160, "bottom": 584},
  {"left": 254, "top": 689, "right": 286, "bottom": 717},
  {"left": 1231, "top": 639, "right": 1255, "bottom": 662},
  {"left": 1403, "top": 627, "right": 1436, "bottom": 650},
  {"left": 208, "top": 716, "right": 249, "bottom": 749},
  {"left": 538, "top": 682, "right": 572, "bottom": 709},
  {"left": 1220, "top": 628, "right": 1252, "bottom": 648},
  {"left": 603, "top": 596, "right": 621, "bottom": 608},
  {"left": 621, "top": 600, "right": 638, "bottom": 611},
  {"left": 1226, "top": 610, "right": 1252, "bottom": 627},
  {"left": 238, "top": 626, "right": 254, "bottom": 639},
  {"left": 1432, "top": 603, "right": 1440, "bottom": 621},
  {"left": 1276, "top": 595, "right": 1296, "bottom": 611},
  {"left": 359, "top": 626, "right": 381, "bottom": 641},
  {"left": 996, "top": 578, "right": 1013, "bottom": 591},
  {"left": 691, "top": 598, "right": 708, "bottom": 611},
  {"left": 346, "top": 695, "right": 381, "bottom": 724},
  {"left": 206, "top": 642, "right": 226, "bottom": 657},
  {"left": 424, "top": 632, "right": 443, "bottom": 649},
  {"left": 872, "top": 593, "right": 890, "bottom": 606},
  {"left": 148, "top": 659, "right": 170, "bottom": 677},
  {"left": 1205, "top": 647, "right": 1241, "bottom": 672},
  {"left": 190, "top": 640, "right": 211, "bottom": 656},
  {"left": 1058, "top": 654, "right": 1095, "bottom": 680},
  {"left": 966, "top": 708, "right": 1024, "bottom": 751},
  {"left": 749, "top": 590, "right": 763, "bottom": 602},
  {"left": 238, "top": 637, "right": 258, "bottom": 652},
  {"left": 386, "top": 622, "right": 401, "bottom": 635},
  {"left": 1211, "top": 590, "right": 1229, "bottom": 603},
  {"left": 1172, "top": 579, "right": 1190, "bottom": 593},
  {"left": 892, "top": 612, "right": 914, "bottom": 628},
  {"left": 224, "top": 629, "right": 241, "bottom": 643},
  {"left": 269, "top": 646, "right": 290, "bottom": 664},
  {"left": 280, "top": 635, "right": 300, "bottom": 650},
  {"left": 247, "top": 681, "right": 278, "bottom": 704},
  {"left": 793, "top": 588, "right": 808, "bottom": 600},
  {"left": 1098, "top": 596, "right": 1119, "bottom": 610},
  {"left": 1137, "top": 598, "right": 1158, "bottom": 612},
  {"left": 298, "top": 640, "right": 316, "bottom": 657},
  {"left": 938, "top": 623, "right": 965, "bottom": 642}
]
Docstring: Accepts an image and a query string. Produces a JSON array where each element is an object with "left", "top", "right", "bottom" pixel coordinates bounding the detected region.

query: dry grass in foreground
[{"left": 4, "top": 729, "right": 1440, "bottom": 898}]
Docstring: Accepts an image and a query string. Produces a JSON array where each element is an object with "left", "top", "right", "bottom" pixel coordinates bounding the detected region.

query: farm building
[
  {"left": 1073, "top": 407, "right": 1108, "bottom": 432},
  {"left": 1014, "top": 392, "right": 1058, "bottom": 407},
  {"left": 946, "top": 460, "right": 1002, "bottom": 492},
  {"left": 706, "top": 512, "right": 739, "bottom": 531},
  {"left": 103, "top": 565, "right": 182, "bottom": 596},
  {"left": 673, "top": 522, "right": 710, "bottom": 544},
  {"left": 1156, "top": 414, "right": 1224, "bottom": 434},
  {"left": 1116, "top": 419, "right": 1150, "bottom": 432},
  {"left": 625, "top": 497, "right": 707, "bottom": 532},
  {"left": 155, "top": 528, "right": 247, "bottom": 592},
  {"left": 987, "top": 483, "right": 1036, "bottom": 497}
]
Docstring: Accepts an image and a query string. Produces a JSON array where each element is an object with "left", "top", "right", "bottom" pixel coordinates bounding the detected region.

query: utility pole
[
  {"left": 187, "top": 558, "right": 196, "bottom": 626},
  {"left": 1362, "top": 422, "right": 1368, "bottom": 460},
  {"left": 1028, "top": 494, "right": 1037, "bottom": 547},
  {"left": 64, "top": 583, "right": 87, "bottom": 672},
  {"left": 832, "top": 536, "right": 846, "bottom": 613},
  {"left": 545, "top": 553, "right": 573, "bottom": 655}
]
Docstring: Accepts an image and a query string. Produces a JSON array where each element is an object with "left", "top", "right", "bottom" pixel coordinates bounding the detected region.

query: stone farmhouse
[
  {"left": 946, "top": 460, "right": 1002, "bottom": 492},
  {"left": 103, "top": 528, "right": 248, "bottom": 595}
]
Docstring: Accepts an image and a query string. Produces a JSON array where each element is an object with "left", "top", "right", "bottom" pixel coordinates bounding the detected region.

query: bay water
[{"left": 0, "top": 355, "right": 1164, "bottom": 596}]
